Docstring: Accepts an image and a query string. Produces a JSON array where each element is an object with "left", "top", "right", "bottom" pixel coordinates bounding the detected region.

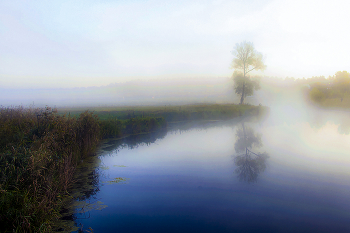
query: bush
[
  {"left": 310, "top": 88, "right": 326, "bottom": 103},
  {"left": 99, "top": 118, "right": 123, "bottom": 139},
  {"left": 123, "top": 117, "right": 166, "bottom": 135}
]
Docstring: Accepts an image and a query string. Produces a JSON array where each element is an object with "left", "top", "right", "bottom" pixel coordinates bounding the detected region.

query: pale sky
[{"left": 1, "top": 0, "right": 350, "bottom": 88}]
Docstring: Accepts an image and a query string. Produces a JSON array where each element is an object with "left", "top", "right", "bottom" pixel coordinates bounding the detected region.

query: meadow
[{"left": 59, "top": 103, "right": 261, "bottom": 121}]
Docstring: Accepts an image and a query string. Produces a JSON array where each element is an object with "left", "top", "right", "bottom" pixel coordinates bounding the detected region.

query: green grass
[
  {"left": 58, "top": 103, "right": 262, "bottom": 122},
  {"left": 99, "top": 116, "right": 166, "bottom": 139}
]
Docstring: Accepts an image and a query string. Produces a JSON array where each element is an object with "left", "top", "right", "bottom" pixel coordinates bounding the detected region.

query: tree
[
  {"left": 334, "top": 71, "right": 350, "bottom": 94},
  {"left": 230, "top": 41, "right": 266, "bottom": 104},
  {"left": 309, "top": 87, "right": 325, "bottom": 103},
  {"left": 233, "top": 71, "right": 260, "bottom": 103}
]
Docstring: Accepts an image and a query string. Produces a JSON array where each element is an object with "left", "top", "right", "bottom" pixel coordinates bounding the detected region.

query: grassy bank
[
  {"left": 59, "top": 103, "right": 261, "bottom": 122},
  {"left": 99, "top": 117, "right": 166, "bottom": 139}
]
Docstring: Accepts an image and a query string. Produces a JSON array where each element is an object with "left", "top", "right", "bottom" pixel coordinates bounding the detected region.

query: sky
[{"left": 1, "top": 0, "right": 350, "bottom": 89}]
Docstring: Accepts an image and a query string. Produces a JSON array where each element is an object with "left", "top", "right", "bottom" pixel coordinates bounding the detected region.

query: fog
[
  {"left": 2, "top": 0, "right": 350, "bottom": 90},
  {"left": 0, "top": 75, "right": 330, "bottom": 109},
  {"left": 1, "top": 77, "right": 241, "bottom": 107},
  {"left": 2, "top": 1, "right": 349, "bottom": 109}
]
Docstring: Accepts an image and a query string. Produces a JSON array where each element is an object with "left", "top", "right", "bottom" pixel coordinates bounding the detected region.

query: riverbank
[
  {"left": 0, "top": 103, "right": 267, "bottom": 232},
  {"left": 59, "top": 103, "right": 265, "bottom": 121}
]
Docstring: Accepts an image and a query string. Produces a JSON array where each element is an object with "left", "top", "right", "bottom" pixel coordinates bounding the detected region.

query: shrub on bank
[
  {"left": 123, "top": 117, "right": 166, "bottom": 136},
  {"left": 99, "top": 117, "right": 166, "bottom": 139},
  {"left": 310, "top": 87, "right": 326, "bottom": 103},
  {"left": 99, "top": 118, "right": 123, "bottom": 139}
]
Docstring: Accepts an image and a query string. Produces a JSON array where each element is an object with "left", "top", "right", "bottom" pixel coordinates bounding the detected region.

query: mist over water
[{"left": 0, "top": 77, "right": 238, "bottom": 107}]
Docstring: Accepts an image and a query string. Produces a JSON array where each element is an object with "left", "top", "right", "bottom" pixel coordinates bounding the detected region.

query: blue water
[{"left": 72, "top": 106, "right": 350, "bottom": 232}]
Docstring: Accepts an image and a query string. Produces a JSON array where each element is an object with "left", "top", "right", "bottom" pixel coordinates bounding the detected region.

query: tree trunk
[
  {"left": 240, "top": 81, "right": 245, "bottom": 104},
  {"left": 240, "top": 64, "right": 246, "bottom": 105}
]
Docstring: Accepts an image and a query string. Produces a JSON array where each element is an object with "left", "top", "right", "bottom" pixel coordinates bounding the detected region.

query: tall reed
[{"left": 0, "top": 107, "right": 100, "bottom": 232}]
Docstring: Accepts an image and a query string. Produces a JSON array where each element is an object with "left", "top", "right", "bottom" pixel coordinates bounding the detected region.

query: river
[{"left": 59, "top": 102, "right": 350, "bottom": 232}]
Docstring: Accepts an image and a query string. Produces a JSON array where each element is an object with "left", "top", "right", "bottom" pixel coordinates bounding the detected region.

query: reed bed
[{"left": 0, "top": 106, "right": 100, "bottom": 232}]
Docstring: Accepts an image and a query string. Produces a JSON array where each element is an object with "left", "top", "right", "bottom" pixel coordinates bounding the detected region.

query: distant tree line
[
  {"left": 242, "top": 70, "right": 350, "bottom": 105},
  {"left": 307, "top": 71, "right": 350, "bottom": 103},
  {"left": 264, "top": 71, "right": 350, "bottom": 103}
]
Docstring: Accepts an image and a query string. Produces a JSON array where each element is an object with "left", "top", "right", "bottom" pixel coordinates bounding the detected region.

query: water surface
[{"left": 70, "top": 105, "right": 350, "bottom": 232}]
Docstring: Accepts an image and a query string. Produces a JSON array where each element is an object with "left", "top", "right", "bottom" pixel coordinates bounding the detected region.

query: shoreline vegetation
[
  {"left": 0, "top": 103, "right": 267, "bottom": 232},
  {"left": 306, "top": 71, "right": 350, "bottom": 108}
]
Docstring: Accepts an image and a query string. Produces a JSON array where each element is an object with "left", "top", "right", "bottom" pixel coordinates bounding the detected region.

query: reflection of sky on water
[
  {"left": 73, "top": 109, "right": 350, "bottom": 232},
  {"left": 265, "top": 109, "right": 350, "bottom": 177}
]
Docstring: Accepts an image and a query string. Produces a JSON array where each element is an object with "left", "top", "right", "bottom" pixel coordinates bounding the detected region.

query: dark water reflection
[
  {"left": 101, "top": 129, "right": 167, "bottom": 152},
  {"left": 234, "top": 123, "right": 269, "bottom": 183},
  {"left": 64, "top": 108, "right": 350, "bottom": 233}
]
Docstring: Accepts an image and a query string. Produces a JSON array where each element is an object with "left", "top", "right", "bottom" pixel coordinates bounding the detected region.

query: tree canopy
[{"left": 334, "top": 71, "right": 350, "bottom": 93}]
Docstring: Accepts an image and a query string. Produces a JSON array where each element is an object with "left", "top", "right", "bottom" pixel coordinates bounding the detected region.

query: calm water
[{"left": 68, "top": 104, "right": 350, "bottom": 232}]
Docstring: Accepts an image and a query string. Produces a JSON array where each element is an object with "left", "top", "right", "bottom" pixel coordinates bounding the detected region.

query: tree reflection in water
[{"left": 234, "top": 123, "right": 269, "bottom": 183}]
